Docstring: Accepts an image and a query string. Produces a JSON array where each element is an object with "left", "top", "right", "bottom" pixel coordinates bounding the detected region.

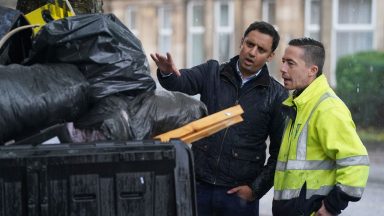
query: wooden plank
[
  {"left": 180, "top": 115, "right": 243, "bottom": 144},
  {"left": 154, "top": 105, "right": 244, "bottom": 143}
]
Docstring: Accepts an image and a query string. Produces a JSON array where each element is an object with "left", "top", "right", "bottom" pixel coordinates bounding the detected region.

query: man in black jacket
[{"left": 150, "top": 21, "right": 288, "bottom": 216}]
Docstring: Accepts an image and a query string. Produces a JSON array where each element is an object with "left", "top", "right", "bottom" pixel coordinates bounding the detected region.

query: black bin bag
[
  {"left": 25, "top": 13, "right": 156, "bottom": 101},
  {"left": 0, "top": 6, "right": 32, "bottom": 65},
  {"left": 74, "top": 90, "right": 208, "bottom": 141},
  {"left": 0, "top": 63, "right": 89, "bottom": 144}
]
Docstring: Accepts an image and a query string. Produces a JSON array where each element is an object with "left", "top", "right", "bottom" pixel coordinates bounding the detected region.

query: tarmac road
[{"left": 260, "top": 142, "right": 384, "bottom": 216}]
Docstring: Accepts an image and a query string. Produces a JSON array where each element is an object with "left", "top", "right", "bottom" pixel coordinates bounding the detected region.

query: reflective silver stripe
[
  {"left": 337, "top": 155, "right": 370, "bottom": 167},
  {"left": 274, "top": 188, "right": 300, "bottom": 200},
  {"left": 276, "top": 160, "right": 335, "bottom": 171},
  {"left": 274, "top": 185, "right": 333, "bottom": 200},
  {"left": 276, "top": 155, "right": 370, "bottom": 171},
  {"left": 338, "top": 184, "right": 365, "bottom": 198},
  {"left": 274, "top": 184, "right": 365, "bottom": 200},
  {"left": 296, "top": 123, "right": 308, "bottom": 160},
  {"left": 275, "top": 161, "right": 285, "bottom": 170},
  {"left": 296, "top": 92, "right": 335, "bottom": 160},
  {"left": 306, "top": 186, "right": 334, "bottom": 199}
]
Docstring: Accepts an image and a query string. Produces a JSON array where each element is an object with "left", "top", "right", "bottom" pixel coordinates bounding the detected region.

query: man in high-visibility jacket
[{"left": 273, "top": 37, "right": 369, "bottom": 216}]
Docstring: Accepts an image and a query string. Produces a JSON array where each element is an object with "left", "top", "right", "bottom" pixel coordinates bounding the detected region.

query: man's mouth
[
  {"left": 282, "top": 77, "right": 291, "bottom": 84},
  {"left": 244, "top": 58, "right": 254, "bottom": 65}
]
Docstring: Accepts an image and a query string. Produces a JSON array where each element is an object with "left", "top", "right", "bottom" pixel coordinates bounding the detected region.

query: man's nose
[
  {"left": 249, "top": 47, "right": 258, "bottom": 57},
  {"left": 280, "top": 63, "right": 287, "bottom": 73}
]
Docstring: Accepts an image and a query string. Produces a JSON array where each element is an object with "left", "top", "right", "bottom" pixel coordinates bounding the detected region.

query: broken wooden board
[{"left": 154, "top": 105, "right": 244, "bottom": 144}]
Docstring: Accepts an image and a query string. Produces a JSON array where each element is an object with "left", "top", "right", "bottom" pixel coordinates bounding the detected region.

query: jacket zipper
[
  {"left": 213, "top": 65, "right": 267, "bottom": 184},
  {"left": 286, "top": 104, "right": 297, "bottom": 162},
  {"left": 212, "top": 83, "right": 240, "bottom": 184},
  {"left": 213, "top": 127, "right": 229, "bottom": 184}
]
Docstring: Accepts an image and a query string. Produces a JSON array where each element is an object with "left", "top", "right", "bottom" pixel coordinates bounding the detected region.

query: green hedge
[{"left": 335, "top": 51, "right": 384, "bottom": 129}]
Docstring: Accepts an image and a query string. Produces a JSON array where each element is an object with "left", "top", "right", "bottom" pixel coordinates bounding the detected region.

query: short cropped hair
[
  {"left": 288, "top": 37, "right": 325, "bottom": 76},
  {"left": 243, "top": 21, "right": 280, "bottom": 52}
]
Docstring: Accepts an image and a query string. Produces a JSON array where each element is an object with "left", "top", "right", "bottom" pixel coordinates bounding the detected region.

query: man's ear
[
  {"left": 309, "top": 65, "right": 319, "bottom": 77},
  {"left": 240, "top": 37, "right": 244, "bottom": 48},
  {"left": 267, "top": 52, "right": 275, "bottom": 62}
]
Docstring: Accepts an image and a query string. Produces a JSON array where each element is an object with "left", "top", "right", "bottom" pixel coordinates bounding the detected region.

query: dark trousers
[{"left": 196, "top": 181, "right": 259, "bottom": 216}]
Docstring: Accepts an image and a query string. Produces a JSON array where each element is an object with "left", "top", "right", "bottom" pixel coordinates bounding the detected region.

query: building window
[
  {"left": 187, "top": 2, "right": 205, "bottom": 67},
  {"left": 125, "top": 7, "right": 139, "bottom": 36},
  {"left": 305, "top": 0, "right": 321, "bottom": 40},
  {"left": 158, "top": 6, "right": 172, "bottom": 54},
  {"left": 214, "top": 1, "right": 234, "bottom": 63},
  {"left": 262, "top": 0, "right": 276, "bottom": 25},
  {"left": 331, "top": 0, "right": 375, "bottom": 85},
  {"left": 262, "top": 0, "right": 279, "bottom": 78}
]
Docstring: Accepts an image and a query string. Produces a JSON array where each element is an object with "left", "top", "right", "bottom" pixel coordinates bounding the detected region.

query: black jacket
[{"left": 158, "top": 56, "right": 288, "bottom": 198}]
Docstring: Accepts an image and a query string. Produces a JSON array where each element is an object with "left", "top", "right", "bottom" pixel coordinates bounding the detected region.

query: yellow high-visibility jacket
[{"left": 273, "top": 75, "right": 369, "bottom": 216}]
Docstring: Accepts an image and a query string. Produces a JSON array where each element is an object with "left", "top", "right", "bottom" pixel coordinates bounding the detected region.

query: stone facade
[{"left": 3, "top": 0, "right": 383, "bottom": 85}]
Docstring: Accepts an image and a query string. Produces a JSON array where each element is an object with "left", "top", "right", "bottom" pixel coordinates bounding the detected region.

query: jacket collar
[
  {"left": 221, "top": 55, "right": 270, "bottom": 87},
  {"left": 283, "top": 74, "right": 330, "bottom": 108}
]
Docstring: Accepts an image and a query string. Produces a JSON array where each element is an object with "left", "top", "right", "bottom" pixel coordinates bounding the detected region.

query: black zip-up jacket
[{"left": 157, "top": 56, "right": 288, "bottom": 198}]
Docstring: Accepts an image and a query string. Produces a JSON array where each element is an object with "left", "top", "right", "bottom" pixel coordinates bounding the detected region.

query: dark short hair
[
  {"left": 288, "top": 37, "right": 325, "bottom": 76},
  {"left": 243, "top": 21, "right": 280, "bottom": 52}
]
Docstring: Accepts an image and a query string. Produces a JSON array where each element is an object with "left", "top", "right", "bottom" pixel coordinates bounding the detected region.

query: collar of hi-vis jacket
[{"left": 283, "top": 74, "right": 330, "bottom": 109}]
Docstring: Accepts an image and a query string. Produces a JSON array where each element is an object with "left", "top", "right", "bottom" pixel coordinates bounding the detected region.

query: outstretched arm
[{"left": 150, "top": 52, "right": 181, "bottom": 76}]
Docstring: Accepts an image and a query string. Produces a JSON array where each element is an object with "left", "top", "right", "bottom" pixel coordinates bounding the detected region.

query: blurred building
[
  {"left": 3, "top": 0, "right": 382, "bottom": 85},
  {"left": 103, "top": 0, "right": 384, "bottom": 86}
]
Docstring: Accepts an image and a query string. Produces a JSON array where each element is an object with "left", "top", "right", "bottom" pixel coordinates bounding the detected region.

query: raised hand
[{"left": 150, "top": 52, "right": 181, "bottom": 76}]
